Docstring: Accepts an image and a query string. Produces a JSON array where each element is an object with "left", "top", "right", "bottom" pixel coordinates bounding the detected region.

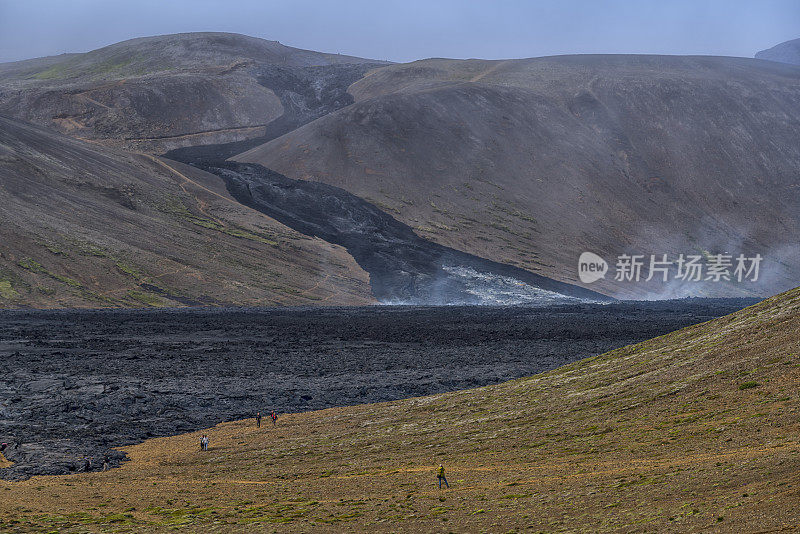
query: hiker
[
  {"left": 83, "top": 457, "right": 92, "bottom": 472},
  {"left": 271, "top": 410, "right": 277, "bottom": 427},
  {"left": 203, "top": 435, "right": 209, "bottom": 451},
  {"left": 102, "top": 455, "right": 110, "bottom": 471},
  {"left": 256, "top": 412, "right": 262, "bottom": 428},
  {"left": 437, "top": 464, "right": 449, "bottom": 489}
]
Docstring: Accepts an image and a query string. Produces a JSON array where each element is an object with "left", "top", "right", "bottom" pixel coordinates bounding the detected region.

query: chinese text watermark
[{"left": 578, "top": 252, "right": 762, "bottom": 284}]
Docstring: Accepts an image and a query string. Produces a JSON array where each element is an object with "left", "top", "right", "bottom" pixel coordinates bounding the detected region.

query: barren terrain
[
  {"left": 3, "top": 35, "right": 800, "bottom": 304},
  {"left": 0, "top": 33, "right": 386, "bottom": 153},
  {"left": 0, "top": 291, "right": 797, "bottom": 531},
  {"left": 0, "top": 299, "right": 753, "bottom": 480},
  {"left": 0, "top": 115, "right": 372, "bottom": 308},
  {"left": 237, "top": 55, "right": 800, "bottom": 298}
]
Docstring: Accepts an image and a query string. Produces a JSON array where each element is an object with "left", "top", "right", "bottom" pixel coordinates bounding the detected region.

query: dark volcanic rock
[
  {"left": 0, "top": 300, "right": 756, "bottom": 479},
  {"left": 202, "top": 161, "right": 609, "bottom": 303},
  {"left": 165, "top": 62, "right": 379, "bottom": 163}
]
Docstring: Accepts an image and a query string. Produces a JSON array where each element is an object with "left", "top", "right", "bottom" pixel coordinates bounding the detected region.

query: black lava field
[{"left": 0, "top": 299, "right": 756, "bottom": 479}]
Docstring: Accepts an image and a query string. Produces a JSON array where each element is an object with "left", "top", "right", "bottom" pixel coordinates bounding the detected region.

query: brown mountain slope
[
  {"left": 236, "top": 55, "right": 800, "bottom": 299},
  {"left": 0, "top": 33, "right": 385, "bottom": 153},
  {"left": 2, "top": 286, "right": 799, "bottom": 530},
  {"left": 0, "top": 32, "right": 379, "bottom": 79},
  {"left": 0, "top": 115, "right": 372, "bottom": 308}
]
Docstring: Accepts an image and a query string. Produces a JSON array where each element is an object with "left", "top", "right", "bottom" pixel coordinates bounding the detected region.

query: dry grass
[{"left": 2, "top": 289, "right": 800, "bottom": 532}]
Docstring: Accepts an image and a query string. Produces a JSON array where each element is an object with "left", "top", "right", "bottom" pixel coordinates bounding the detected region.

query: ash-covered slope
[
  {"left": 202, "top": 161, "right": 607, "bottom": 303},
  {"left": 0, "top": 115, "right": 373, "bottom": 308},
  {"left": 0, "top": 33, "right": 387, "bottom": 153},
  {"left": 756, "top": 37, "right": 800, "bottom": 65},
  {"left": 235, "top": 55, "right": 800, "bottom": 299}
]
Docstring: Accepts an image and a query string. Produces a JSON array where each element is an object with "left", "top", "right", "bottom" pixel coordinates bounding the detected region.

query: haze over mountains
[{"left": 1, "top": 32, "right": 799, "bottom": 306}]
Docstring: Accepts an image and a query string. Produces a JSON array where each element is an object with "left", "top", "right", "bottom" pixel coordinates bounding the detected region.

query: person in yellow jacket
[{"left": 437, "top": 464, "right": 449, "bottom": 489}]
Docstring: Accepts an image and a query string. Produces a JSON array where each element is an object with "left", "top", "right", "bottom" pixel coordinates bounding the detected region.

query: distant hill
[
  {"left": 0, "top": 33, "right": 387, "bottom": 153},
  {"left": 0, "top": 115, "right": 372, "bottom": 308},
  {"left": 235, "top": 55, "right": 800, "bottom": 298},
  {"left": 0, "top": 32, "right": 380, "bottom": 78},
  {"left": 755, "top": 37, "right": 800, "bottom": 65}
]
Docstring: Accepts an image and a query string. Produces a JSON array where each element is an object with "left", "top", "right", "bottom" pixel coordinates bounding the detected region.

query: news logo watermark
[
  {"left": 578, "top": 253, "right": 762, "bottom": 284},
  {"left": 577, "top": 252, "right": 608, "bottom": 283}
]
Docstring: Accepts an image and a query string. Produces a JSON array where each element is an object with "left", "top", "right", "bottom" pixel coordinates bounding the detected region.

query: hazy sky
[{"left": 0, "top": 0, "right": 798, "bottom": 64}]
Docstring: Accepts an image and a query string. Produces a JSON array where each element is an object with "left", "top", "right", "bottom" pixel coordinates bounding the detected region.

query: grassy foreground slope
[{"left": 1, "top": 289, "right": 800, "bottom": 532}]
